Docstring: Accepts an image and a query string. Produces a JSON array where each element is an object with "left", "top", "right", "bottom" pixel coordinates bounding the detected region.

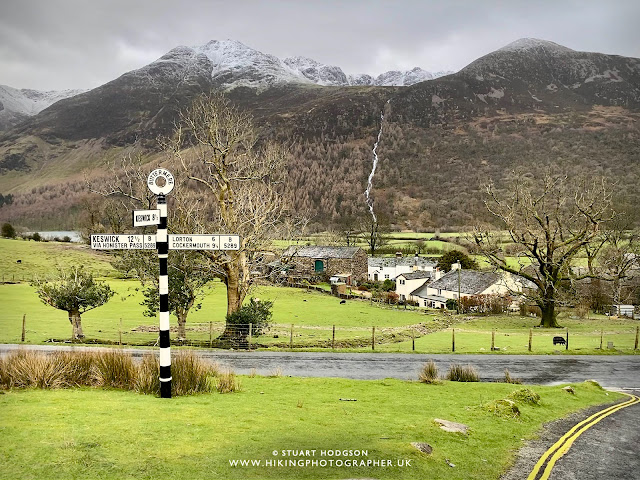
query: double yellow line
[{"left": 528, "top": 393, "right": 640, "bottom": 480}]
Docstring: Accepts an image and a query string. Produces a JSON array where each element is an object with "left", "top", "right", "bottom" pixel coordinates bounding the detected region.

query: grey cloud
[{"left": 1, "top": 0, "right": 638, "bottom": 90}]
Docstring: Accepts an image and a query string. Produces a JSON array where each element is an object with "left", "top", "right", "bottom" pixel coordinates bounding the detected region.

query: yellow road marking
[{"left": 528, "top": 393, "right": 639, "bottom": 480}]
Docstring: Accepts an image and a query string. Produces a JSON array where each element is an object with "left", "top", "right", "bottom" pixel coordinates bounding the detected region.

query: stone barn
[{"left": 281, "top": 246, "right": 368, "bottom": 284}]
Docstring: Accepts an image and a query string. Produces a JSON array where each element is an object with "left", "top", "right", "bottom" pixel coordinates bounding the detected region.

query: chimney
[
  {"left": 451, "top": 261, "right": 461, "bottom": 271},
  {"left": 435, "top": 267, "right": 442, "bottom": 280},
  {"left": 413, "top": 253, "right": 419, "bottom": 271}
]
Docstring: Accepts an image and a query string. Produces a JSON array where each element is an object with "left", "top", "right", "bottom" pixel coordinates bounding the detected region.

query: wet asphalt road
[
  {"left": 546, "top": 390, "right": 640, "bottom": 480},
  {"left": 2, "top": 344, "right": 639, "bottom": 388}
]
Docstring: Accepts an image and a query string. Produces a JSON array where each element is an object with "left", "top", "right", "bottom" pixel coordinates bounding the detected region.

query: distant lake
[{"left": 31, "top": 231, "right": 83, "bottom": 243}]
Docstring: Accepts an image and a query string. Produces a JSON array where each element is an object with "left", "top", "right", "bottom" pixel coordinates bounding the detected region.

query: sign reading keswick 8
[{"left": 90, "top": 168, "right": 240, "bottom": 398}]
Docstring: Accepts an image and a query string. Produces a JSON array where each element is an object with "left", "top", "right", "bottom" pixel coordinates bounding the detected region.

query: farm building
[
  {"left": 410, "top": 266, "right": 532, "bottom": 308},
  {"left": 395, "top": 270, "right": 439, "bottom": 302},
  {"left": 281, "top": 246, "right": 368, "bottom": 284},
  {"left": 368, "top": 253, "right": 437, "bottom": 281}
]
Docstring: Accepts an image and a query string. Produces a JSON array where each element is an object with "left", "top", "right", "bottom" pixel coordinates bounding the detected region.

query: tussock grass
[
  {"left": 172, "top": 350, "right": 218, "bottom": 396},
  {"left": 57, "top": 351, "right": 98, "bottom": 386},
  {"left": 446, "top": 363, "right": 479, "bottom": 382},
  {"left": 135, "top": 354, "right": 160, "bottom": 395},
  {"left": 508, "top": 388, "right": 541, "bottom": 405},
  {"left": 93, "top": 350, "right": 136, "bottom": 389},
  {"left": 503, "top": 368, "right": 522, "bottom": 384},
  {"left": 215, "top": 369, "right": 241, "bottom": 393},
  {"left": 0, "top": 350, "right": 68, "bottom": 389},
  {"left": 483, "top": 398, "right": 521, "bottom": 418},
  {"left": 418, "top": 360, "right": 440, "bottom": 384},
  {"left": 0, "top": 349, "right": 219, "bottom": 397}
]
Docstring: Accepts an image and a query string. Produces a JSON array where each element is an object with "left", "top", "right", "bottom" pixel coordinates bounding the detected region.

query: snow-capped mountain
[
  {"left": 358, "top": 67, "right": 453, "bottom": 86},
  {"left": 138, "top": 39, "right": 450, "bottom": 89},
  {"left": 283, "top": 56, "right": 348, "bottom": 86},
  {"left": 0, "top": 85, "right": 85, "bottom": 130}
]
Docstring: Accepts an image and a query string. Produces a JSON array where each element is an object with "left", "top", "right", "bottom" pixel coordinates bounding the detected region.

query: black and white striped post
[{"left": 147, "top": 168, "right": 175, "bottom": 398}]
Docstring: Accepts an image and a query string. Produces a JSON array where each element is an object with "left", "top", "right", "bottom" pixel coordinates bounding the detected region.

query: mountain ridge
[{"left": 0, "top": 38, "right": 638, "bottom": 231}]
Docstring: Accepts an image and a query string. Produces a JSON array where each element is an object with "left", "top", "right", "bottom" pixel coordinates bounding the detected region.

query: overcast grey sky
[{"left": 1, "top": 0, "right": 639, "bottom": 91}]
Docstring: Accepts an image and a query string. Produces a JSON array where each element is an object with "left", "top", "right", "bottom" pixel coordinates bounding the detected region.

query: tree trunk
[
  {"left": 68, "top": 309, "right": 84, "bottom": 340},
  {"left": 220, "top": 257, "right": 245, "bottom": 340},
  {"left": 539, "top": 301, "right": 559, "bottom": 328},
  {"left": 176, "top": 312, "right": 187, "bottom": 341}
]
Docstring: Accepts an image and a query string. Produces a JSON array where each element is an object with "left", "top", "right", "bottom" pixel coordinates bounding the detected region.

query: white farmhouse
[
  {"left": 368, "top": 253, "right": 437, "bottom": 281},
  {"left": 410, "top": 266, "right": 531, "bottom": 309},
  {"left": 395, "top": 270, "right": 441, "bottom": 303}
]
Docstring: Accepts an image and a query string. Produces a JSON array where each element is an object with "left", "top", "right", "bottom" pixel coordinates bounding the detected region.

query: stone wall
[{"left": 288, "top": 249, "right": 368, "bottom": 283}]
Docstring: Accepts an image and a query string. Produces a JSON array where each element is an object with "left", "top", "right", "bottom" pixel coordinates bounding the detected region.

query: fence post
[
  {"left": 372, "top": 326, "right": 376, "bottom": 350},
  {"left": 635, "top": 326, "right": 638, "bottom": 351},
  {"left": 209, "top": 321, "right": 213, "bottom": 348},
  {"left": 491, "top": 329, "right": 495, "bottom": 351},
  {"left": 248, "top": 323, "right": 252, "bottom": 351},
  {"left": 290, "top": 324, "right": 294, "bottom": 350},
  {"left": 412, "top": 327, "right": 415, "bottom": 351},
  {"left": 600, "top": 329, "right": 603, "bottom": 350},
  {"left": 332, "top": 325, "right": 335, "bottom": 350},
  {"left": 21, "top": 314, "right": 26, "bottom": 342},
  {"left": 528, "top": 328, "right": 532, "bottom": 352},
  {"left": 566, "top": 328, "right": 569, "bottom": 350},
  {"left": 452, "top": 328, "right": 455, "bottom": 352},
  {"left": 119, "top": 317, "right": 122, "bottom": 346}
]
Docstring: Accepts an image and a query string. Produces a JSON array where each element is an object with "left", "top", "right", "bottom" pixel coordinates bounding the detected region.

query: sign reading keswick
[{"left": 91, "top": 168, "right": 240, "bottom": 398}]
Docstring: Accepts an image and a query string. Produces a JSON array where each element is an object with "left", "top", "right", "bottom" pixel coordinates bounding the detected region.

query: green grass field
[
  {"left": 0, "top": 237, "right": 117, "bottom": 280},
  {"left": 1, "top": 236, "right": 637, "bottom": 353},
  {"left": 0, "top": 378, "right": 622, "bottom": 480}
]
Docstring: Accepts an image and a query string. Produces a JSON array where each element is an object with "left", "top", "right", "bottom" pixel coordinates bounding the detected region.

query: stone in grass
[
  {"left": 434, "top": 418, "right": 469, "bottom": 434},
  {"left": 563, "top": 386, "right": 575, "bottom": 394},
  {"left": 411, "top": 442, "right": 433, "bottom": 455}
]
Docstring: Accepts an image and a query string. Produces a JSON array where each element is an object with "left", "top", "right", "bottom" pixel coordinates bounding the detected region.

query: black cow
[{"left": 553, "top": 336, "right": 566, "bottom": 346}]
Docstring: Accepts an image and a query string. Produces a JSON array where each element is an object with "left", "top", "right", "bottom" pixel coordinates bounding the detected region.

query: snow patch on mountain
[
  {"left": 498, "top": 38, "right": 575, "bottom": 54},
  {"left": 283, "top": 56, "right": 348, "bottom": 86},
  {"left": 142, "top": 39, "right": 453, "bottom": 89},
  {"left": 0, "top": 85, "right": 85, "bottom": 116},
  {"left": 0, "top": 85, "right": 85, "bottom": 130}
]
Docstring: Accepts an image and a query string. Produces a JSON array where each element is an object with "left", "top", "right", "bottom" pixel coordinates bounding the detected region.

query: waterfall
[{"left": 365, "top": 112, "right": 384, "bottom": 223}]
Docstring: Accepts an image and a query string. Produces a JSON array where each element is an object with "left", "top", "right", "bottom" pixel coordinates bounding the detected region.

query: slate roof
[
  {"left": 427, "top": 270, "right": 500, "bottom": 295},
  {"left": 398, "top": 271, "right": 434, "bottom": 280},
  {"left": 283, "top": 245, "right": 362, "bottom": 259},
  {"left": 368, "top": 256, "right": 436, "bottom": 269}
]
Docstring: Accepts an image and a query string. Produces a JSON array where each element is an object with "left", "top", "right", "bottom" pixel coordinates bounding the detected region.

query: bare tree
[
  {"left": 166, "top": 93, "right": 297, "bottom": 333},
  {"left": 599, "top": 225, "right": 639, "bottom": 313},
  {"left": 87, "top": 153, "right": 217, "bottom": 340},
  {"left": 474, "top": 172, "right": 614, "bottom": 328}
]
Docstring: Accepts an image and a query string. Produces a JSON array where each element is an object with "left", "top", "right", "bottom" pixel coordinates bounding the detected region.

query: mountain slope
[
  {"left": 0, "top": 38, "right": 639, "bottom": 231},
  {"left": 0, "top": 85, "right": 85, "bottom": 131}
]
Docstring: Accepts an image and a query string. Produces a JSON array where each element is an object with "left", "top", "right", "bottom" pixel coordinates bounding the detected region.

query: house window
[
  {"left": 438, "top": 289, "right": 442, "bottom": 295},
  {"left": 399, "top": 279, "right": 405, "bottom": 285},
  {"left": 385, "top": 274, "right": 390, "bottom": 279},
  {"left": 314, "top": 260, "right": 324, "bottom": 273},
  {"left": 424, "top": 300, "right": 428, "bottom": 307}
]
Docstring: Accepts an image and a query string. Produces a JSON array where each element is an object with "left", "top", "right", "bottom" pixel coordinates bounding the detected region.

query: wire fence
[{"left": 6, "top": 314, "right": 640, "bottom": 354}]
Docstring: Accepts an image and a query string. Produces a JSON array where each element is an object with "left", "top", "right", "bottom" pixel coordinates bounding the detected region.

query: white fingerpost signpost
[{"left": 91, "top": 168, "right": 240, "bottom": 399}]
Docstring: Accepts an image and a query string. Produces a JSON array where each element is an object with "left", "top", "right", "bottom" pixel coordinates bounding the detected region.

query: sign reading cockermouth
[{"left": 168, "top": 234, "right": 240, "bottom": 250}]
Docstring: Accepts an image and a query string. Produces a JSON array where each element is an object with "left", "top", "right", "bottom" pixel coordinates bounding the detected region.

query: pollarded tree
[
  {"left": 474, "top": 172, "right": 614, "bottom": 328},
  {"left": 32, "top": 267, "right": 114, "bottom": 340}
]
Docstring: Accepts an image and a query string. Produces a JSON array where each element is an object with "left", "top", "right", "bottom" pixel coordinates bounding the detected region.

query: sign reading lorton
[
  {"left": 168, "top": 234, "right": 240, "bottom": 251},
  {"left": 91, "top": 234, "right": 156, "bottom": 250},
  {"left": 133, "top": 209, "right": 161, "bottom": 227}
]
